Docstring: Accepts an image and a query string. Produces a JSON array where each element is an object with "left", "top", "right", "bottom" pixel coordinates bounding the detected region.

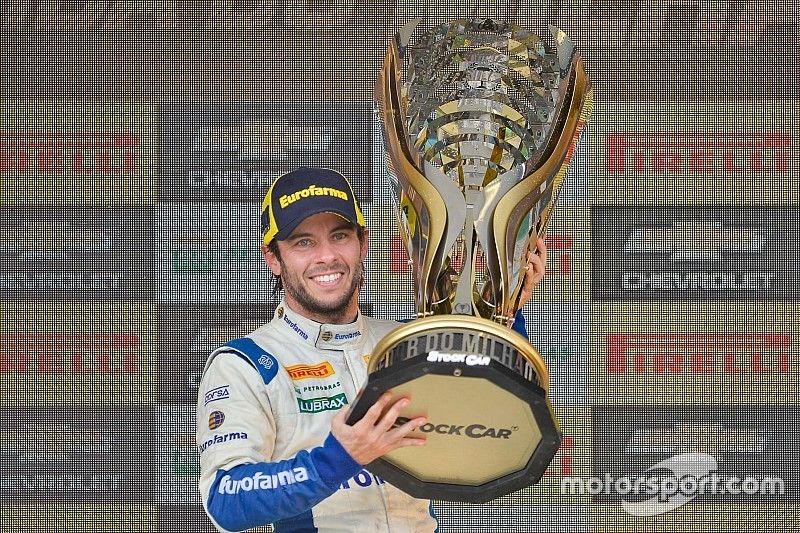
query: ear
[
  {"left": 360, "top": 228, "right": 369, "bottom": 262},
  {"left": 262, "top": 243, "right": 282, "bottom": 276}
]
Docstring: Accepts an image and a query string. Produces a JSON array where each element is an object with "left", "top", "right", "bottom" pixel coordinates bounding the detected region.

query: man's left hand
[{"left": 518, "top": 237, "right": 547, "bottom": 309}]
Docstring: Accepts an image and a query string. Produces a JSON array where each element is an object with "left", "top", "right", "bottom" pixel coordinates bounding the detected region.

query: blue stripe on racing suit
[
  {"left": 206, "top": 432, "right": 362, "bottom": 532},
  {"left": 274, "top": 508, "right": 317, "bottom": 533}
]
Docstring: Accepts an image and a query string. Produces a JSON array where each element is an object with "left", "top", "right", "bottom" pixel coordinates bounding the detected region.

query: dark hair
[{"left": 267, "top": 224, "right": 366, "bottom": 296}]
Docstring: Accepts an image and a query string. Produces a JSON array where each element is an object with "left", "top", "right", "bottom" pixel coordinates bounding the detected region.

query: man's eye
[
  {"left": 332, "top": 232, "right": 347, "bottom": 241},
  {"left": 296, "top": 239, "right": 312, "bottom": 247}
]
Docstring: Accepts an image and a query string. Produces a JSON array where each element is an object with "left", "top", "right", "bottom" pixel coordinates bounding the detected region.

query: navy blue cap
[{"left": 261, "top": 167, "right": 366, "bottom": 245}]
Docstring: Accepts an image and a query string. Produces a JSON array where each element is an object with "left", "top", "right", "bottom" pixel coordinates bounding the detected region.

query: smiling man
[{"left": 196, "top": 167, "right": 547, "bottom": 532}]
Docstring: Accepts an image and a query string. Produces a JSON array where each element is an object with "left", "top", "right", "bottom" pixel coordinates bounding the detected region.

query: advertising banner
[
  {"left": 156, "top": 505, "right": 218, "bottom": 533},
  {"left": 589, "top": 406, "right": 799, "bottom": 530},
  {"left": 591, "top": 206, "right": 800, "bottom": 301},
  {"left": 0, "top": 100, "right": 156, "bottom": 205},
  {"left": 157, "top": 203, "right": 272, "bottom": 304},
  {"left": 159, "top": 101, "right": 372, "bottom": 203},
  {"left": 434, "top": 502, "right": 589, "bottom": 532},
  {"left": 157, "top": 404, "right": 200, "bottom": 505},
  {"left": 364, "top": 205, "right": 590, "bottom": 308},
  {"left": 157, "top": 304, "right": 274, "bottom": 404},
  {"left": 0, "top": 407, "right": 155, "bottom": 503},
  {"left": 589, "top": 101, "right": 799, "bottom": 204},
  {"left": 0, "top": 207, "right": 154, "bottom": 300},
  {"left": 0, "top": 504, "right": 156, "bottom": 532},
  {"left": 0, "top": 302, "right": 156, "bottom": 406},
  {"left": 506, "top": 407, "right": 592, "bottom": 505},
  {"left": 525, "top": 302, "right": 589, "bottom": 406},
  {"left": 589, "top": 303, "right": 799, "bottom": 405}
]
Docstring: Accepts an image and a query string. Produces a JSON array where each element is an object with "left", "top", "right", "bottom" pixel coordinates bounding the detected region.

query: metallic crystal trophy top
[{"left": 376, "top": 18, "right": 593, "bottom": 322}]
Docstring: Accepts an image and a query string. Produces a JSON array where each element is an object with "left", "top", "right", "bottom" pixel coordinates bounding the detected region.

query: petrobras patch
[{"left": 204, "top": 385, "right": 230, "bottom": 405}]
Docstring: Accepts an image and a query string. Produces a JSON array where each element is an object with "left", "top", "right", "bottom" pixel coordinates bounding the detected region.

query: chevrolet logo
[
  {"left": 1, "top": 227, "right": 118, "bottom": 259},
  {"left": 192, "top": 123, "right": 333, "bottom": 161},
  {"left": 624, "top": 221, "right": 767, "bottom": 261}
]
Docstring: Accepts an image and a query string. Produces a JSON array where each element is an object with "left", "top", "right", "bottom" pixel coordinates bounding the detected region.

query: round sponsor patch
[{"left": 208, "top": 410, "right": 225, "bottom": 430}]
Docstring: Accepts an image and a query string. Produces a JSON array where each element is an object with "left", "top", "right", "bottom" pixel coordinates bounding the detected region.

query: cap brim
[{"left": 272, "top": 208, "right": 363, "bottom": 243}]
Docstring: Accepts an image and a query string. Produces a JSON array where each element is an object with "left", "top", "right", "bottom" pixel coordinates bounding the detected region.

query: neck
[{"left": 282, "top": 296, "right": 360, "bottom": 325}]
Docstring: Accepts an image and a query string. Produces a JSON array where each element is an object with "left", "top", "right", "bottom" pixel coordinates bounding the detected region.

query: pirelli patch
[{"left": 286, "top": 361, "right": 335, "bottom": 380}]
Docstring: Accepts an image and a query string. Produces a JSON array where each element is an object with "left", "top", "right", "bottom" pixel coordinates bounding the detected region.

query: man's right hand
[{"left": 331, "top": 392, "right": 427, "bottom": 465}]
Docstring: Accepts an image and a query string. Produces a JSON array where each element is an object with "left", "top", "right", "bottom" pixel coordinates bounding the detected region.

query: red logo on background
[
  {"left": 0, "top": 132, "right": 140, "bottom": 176},
  {"left": 606, "top": 132, "right": 791, "bottom": 174},
  {"left": 0, "top": 333, "right": 140, "bottom": 374},
  {"left": 607, "top": 333, "right": 791, "bottom": 374}
]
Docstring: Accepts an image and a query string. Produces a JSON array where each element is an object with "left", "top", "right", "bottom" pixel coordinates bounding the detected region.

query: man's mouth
[{"left": 311, "top": 273, "right": 343, "bottom": 284}]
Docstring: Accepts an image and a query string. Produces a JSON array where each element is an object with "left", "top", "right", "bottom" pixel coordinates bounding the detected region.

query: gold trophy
[{"left": 348, "top": 18, "right": 592, "bottom": 502}]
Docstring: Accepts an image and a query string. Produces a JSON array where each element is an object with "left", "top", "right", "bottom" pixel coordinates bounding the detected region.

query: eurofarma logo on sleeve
[{"left": 591, "top": 206, "right": 799, "bottom": 301}]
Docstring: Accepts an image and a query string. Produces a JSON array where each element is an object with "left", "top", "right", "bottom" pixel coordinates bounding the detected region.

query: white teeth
[{"left": 314, "top": 273, "right": 341, "bottom": 283}]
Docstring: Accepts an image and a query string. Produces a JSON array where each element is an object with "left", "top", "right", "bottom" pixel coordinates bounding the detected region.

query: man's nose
[{"left": 314, "top": 239, "right": 338, "bottom": 262}]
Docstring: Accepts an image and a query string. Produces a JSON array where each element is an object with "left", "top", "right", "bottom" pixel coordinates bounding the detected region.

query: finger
[
  {"left": 386, "top": 415, "right": 428, "bottom": 441},
  {"left": 530, "top": 253, "right": 545, "bottom": 278},
  {"left": 358, "top": 391, "right": 395, "bottom": 427},
  {"left": 537, "top": 237, "right": 547, "bottom": 265},
  {"left": 375, "top": 396, "right": 411, "bottom": 433}
]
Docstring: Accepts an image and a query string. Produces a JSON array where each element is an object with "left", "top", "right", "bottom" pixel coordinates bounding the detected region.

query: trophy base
[{"left": 346, "top": 316, "right": 561, "bottom": 503}]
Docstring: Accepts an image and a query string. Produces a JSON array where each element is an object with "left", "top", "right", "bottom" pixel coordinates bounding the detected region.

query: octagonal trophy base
[{"left": 346, "top": 316, "right": 561, "bottom": 503}]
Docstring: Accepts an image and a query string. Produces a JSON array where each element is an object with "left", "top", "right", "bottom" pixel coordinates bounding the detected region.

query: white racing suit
[
  {"left": 196, "top": 302, "right": 438, "bottom": 532},
  {"left": 197, "top": 301, "right": 528, "bottom": 532}
]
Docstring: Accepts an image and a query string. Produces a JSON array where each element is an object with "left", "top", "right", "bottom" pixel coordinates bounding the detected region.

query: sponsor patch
[
  {"left": 297, "top": 392, "right": 348, "bottom": 413},
  {"left": 199, "top": 431, "right": 248, "bottom": 453},
  {"left": 286, "top": 362, "right": 335, "bottom": 380},
  {"left": 208, "top": 410, "right": 225, "bottom": 430},
  {"left": 204, "top": 385, "right": 230, "bottom": 405}
]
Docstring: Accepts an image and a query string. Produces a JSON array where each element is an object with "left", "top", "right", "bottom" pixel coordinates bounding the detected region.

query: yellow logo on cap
[{"left": 279, "top": 185, "right": 348, "bottom": 209}]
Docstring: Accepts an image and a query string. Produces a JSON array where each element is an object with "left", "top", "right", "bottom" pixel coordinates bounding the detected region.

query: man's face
[{"left": 263, "top": 212, "right": 368, "bottom": 324}]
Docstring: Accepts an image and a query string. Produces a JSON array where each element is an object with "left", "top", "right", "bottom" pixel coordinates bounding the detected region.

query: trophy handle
[
  {"left": 493, "top": 57, "right": 594, "bottom": 320},
  {"left": 376, "top": 40, "right": 451, "bottom": 316}
]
